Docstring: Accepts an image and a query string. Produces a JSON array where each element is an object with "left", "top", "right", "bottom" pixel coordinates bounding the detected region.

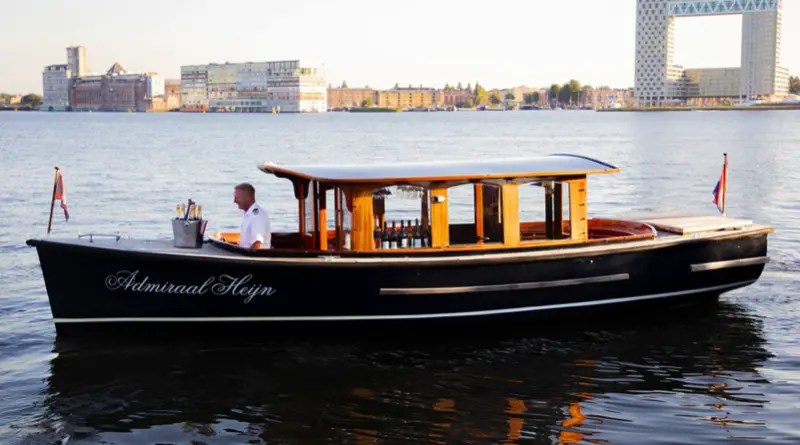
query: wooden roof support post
[
  {"left": 554, "top": 182, "right": 564, "bottom": 239},
  {"left": 501, "top": 183, "right": 520, "bottom": 247},
  {"left": 334, "top": 187, "right": 343, "bottom": 250},
  {"left": 474, "top": 183, "right": 485, "bottom": 244},
  {"left": 545, "top": 183, "right": 554, "bottom": 240},
  {"left": 318, "top": 183, "right": 328, "bottom": 251},
  {"left": 421, "top": 188, "right": 430, "bottom": 234},
  {"left": 312, "top": 181, "right": 320, "bottom": 249},
  {"left": 429, "top": 185, "right": 449, "bottom": 247},
  {"left": 293, "top": 179, "right": 309, "bottom": 236},
  {"left": 350, "top": 187, "right": 375, "bottom": 251},
  {"left": 569, "top": 178, "right": 588, "bottom": 241}
]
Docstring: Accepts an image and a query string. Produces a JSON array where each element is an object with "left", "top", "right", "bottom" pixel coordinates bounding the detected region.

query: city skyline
[{"left": 2, "top": 0, "right": 800, "bottom": 94}]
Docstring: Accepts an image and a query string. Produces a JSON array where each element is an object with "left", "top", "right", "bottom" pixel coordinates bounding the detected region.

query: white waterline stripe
[
  {"left": 53, "top": 280, "right": 755, "bottom": 324},
  {"left": 690, "top": 256, "right": 769, "bottom": 272},
  {"left": 380, "top": 273, "right": 630, "bottom": 296}
]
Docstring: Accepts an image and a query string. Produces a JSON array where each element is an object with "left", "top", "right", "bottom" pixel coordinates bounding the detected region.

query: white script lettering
[{"left": 104, "top": 270, "right": 276, "bottom": 303}]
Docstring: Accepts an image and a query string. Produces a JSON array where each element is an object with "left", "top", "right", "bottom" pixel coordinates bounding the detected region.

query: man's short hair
[{"left": 235, "top": 183, "right": 256, "bottom": 196}]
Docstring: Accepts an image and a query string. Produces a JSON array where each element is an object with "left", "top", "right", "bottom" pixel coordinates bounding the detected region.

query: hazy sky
[{"left": 2, "top": 0, "right": 799, "bottom": 94}]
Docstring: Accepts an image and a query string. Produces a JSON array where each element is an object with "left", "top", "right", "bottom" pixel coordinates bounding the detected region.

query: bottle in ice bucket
[{"left": 197, "top": 205, "right": 203, "bottom": 220}]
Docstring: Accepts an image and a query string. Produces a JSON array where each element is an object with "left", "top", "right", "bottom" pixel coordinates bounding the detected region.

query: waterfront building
[
  {"left": 180, "top": 60, "right": 326, "bottom": 113},
  {"left": 635, "top": 0, "right": 788, "bottom": 105},
  {"left": 207, "top": 63, "right": 239, "bottom": 112},
  {"left": 442, "top": 87, "right": 474, "bottom": 108},
  {"left": 536, "top": 89, "right": 550, "bottom": 108},
  {"left": 267, "top": 61, "right": 326, "bottom": 113},
  {"left": 327, "top": 86, "right": 377, "bottom": 109},
  {"left": 41, "top": 46, "right": 86, "bottom": 111},
  {"left": 70, "top": 63, "right": 164, "bottom": 112},
  {"left": 164, "top": 79, "right": 182, "bottom": 111},
  {"left": 41, "top": 64, "right": 71, "bottom": 111},
  {"left": 181, "top": 65, "right": 209, "bottom": 112},
  {"left": 507, "top": 86, "right": 538, "bottom": 103},
  {"left": 579, "top": 88, "right": 636, "bottom": 109},
  {"left": 41, "top": 46, "right": 166, "bottom": 112},
  {"left": 376, "top": 87, "right": 441, "bottom": 110}
]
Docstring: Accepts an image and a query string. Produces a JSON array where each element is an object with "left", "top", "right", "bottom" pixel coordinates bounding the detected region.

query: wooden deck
[{"left": 637, "top": 214, "right": 753, "bottom": 235}]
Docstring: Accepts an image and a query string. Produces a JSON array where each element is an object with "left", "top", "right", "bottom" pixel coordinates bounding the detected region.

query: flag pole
[
  {"left": 47, "top": 166, "right": 60, "bottom": 235},
  {"left": 722, "top": 153, "right": 728, "bottom": 217}
]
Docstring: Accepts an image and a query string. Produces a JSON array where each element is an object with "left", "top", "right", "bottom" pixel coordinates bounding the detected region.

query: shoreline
[{"left": 599, "top": 104, "right": 800, "bottom": 112}]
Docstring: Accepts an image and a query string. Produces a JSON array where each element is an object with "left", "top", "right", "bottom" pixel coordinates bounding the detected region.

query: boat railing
[{"left": 77, "top": 232, "right": 124, "bottom": 243}]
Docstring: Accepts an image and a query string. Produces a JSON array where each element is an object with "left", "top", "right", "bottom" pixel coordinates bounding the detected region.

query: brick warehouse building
[{"left": 70, "top": 63, "right": 164, "bottom": 112}]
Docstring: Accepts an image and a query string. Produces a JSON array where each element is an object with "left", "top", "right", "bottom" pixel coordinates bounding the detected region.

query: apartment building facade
[
  {"left": 327, "top": 87, "right": 377, "bottom": 109},
  {"left": 41, "top": 64, "right": 72, "bottom": 110},
  {"left": 181, "top": 60, "right": 326, "bottom": 113}
]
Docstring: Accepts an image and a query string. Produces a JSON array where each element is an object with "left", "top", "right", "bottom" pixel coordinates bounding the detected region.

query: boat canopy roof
[{"left": 259, "top": 154, "right": 619, "bottom": 184}]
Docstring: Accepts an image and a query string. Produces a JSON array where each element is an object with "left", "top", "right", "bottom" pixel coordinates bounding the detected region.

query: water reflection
[{"left": 40, "top": 301, "right": 769, "bottom": 444}]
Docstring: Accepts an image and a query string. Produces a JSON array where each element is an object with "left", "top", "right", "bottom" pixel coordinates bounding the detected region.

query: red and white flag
[
  {"left": 54, "top": 171, "right": 70, "bottom": 222},
  {"left": 711, "top": 154, "right": 728, "bottom": 215}
]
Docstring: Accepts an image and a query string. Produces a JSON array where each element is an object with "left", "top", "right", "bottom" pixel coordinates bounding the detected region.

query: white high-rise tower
[{"left": 635, "top": 0, "right": 788, "bottom": 105}]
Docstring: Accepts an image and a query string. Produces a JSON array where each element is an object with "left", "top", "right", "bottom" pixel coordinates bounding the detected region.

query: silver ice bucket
[{"left": 171, "top": 219, "right": 202, "bottom": 248}]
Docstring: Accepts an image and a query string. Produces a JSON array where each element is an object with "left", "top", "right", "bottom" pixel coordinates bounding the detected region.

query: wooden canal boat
[{"left": 27, "top": 154, "right": 772, "bottom": 334}]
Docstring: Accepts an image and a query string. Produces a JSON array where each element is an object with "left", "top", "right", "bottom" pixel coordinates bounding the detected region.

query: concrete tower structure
[
  {"left": 635, "top": 0, "right": 788, "bottom": 105},
  {"left": 66, "top": 46, "right": 89, "bottom": 78}
]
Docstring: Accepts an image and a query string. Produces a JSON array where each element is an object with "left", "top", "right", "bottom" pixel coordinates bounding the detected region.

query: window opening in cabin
[
  {"left": 372, "top": 185, "right": 429, "bottom": 250},
  {"left": 337, "top": 187, "right": 352, "bottom": 250},
  {"left": 325, "top": 188, "right": 335, "bottom": 240},
  {"left": 304, "top": 187, "right": 314, "bottom": 248},
  {"left": 480, "top": 184, "right": 503, "bottom": 244},
  {"left": 447, "top": 184, "right": 474, "bottom": 245},
  {"left": 447, "top": 183, "right": 503, "bottom": 246},
  {"left": 519, "top": 180, "right": 570, "bottom": 242}
]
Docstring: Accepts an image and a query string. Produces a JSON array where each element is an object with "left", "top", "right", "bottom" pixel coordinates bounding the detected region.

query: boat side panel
[{"left": 31, "top": 233, "right": 768, "bottom": 321}]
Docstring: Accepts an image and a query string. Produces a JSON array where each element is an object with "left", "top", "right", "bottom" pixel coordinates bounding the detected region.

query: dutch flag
[{"left": 712, "top": 154, "right": 728, "bottom": 215}]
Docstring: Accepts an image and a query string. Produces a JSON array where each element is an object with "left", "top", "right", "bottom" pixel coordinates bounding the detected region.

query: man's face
[{"left": 234, "top": 188, "right": 253, "bottom": 211}]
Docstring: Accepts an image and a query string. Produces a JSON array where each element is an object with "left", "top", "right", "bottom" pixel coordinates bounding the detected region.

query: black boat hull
[{"left": 27, "top": 231, "right": 768, "bottom": 334}]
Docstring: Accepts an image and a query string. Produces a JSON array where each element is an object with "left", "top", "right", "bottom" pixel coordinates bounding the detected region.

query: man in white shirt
[{"left": 234, "top": 183, "right": 271, "bottom": 249}]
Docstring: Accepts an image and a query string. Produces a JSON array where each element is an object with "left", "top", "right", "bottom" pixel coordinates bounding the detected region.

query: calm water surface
[{"left": 0, "top": 111, "right": 799, "bottom": 444}]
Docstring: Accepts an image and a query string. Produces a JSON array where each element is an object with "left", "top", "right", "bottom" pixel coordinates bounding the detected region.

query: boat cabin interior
[{"left": 210, "top": 154, "right": 657, "bottom": 254}]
